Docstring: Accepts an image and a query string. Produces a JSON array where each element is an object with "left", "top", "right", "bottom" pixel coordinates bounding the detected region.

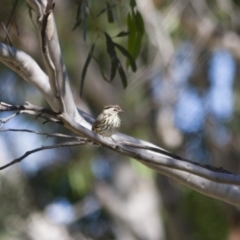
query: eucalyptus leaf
[
  {"left": 127, "top": 11, "right": 144, "bottom": 67},
  {"left": 92, "top": 55, "right": 110, "bottom": 82},
  {"left": 114, "top": 31, "right": 129, "bottom": 38},
  {"left": 114, "top": 43, "right": 137, "bottom": 72},
  {"left": 107, "top": 2, "right": 114, "bottom": 23},
  {"left": 72, "top": 0, "right": 87, "bottom": 31},
  {"left": 117, "top": 62, "right": 128, "bottom": 88},
  {"left": 80, "top": 44, "right": 95, "bottom": 97},
  {"left": 7, "top": 0, "right": 19, "bottom": 28},
  {"left": 96, "top": 4, "right": 117, "bottom": 18},
  {"left": 105, "top": 32, "right": 119, "bottom": 81}
]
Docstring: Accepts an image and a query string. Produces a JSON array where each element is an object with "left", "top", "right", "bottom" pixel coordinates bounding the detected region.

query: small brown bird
[{"left": 92, "top": 105, "right": 123, "bottom": 140}]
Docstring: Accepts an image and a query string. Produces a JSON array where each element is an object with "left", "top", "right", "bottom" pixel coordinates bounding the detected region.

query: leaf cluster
[{"left": 72, "top": 0, "right": 144, "bottom": 97}]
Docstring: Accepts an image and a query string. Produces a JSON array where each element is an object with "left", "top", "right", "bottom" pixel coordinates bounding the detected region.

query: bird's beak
[{"left": 119, "top": 109, "right": 124, "bottom": 113}]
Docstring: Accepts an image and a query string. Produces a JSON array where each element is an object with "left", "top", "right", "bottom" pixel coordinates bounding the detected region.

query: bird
[{"left": 92, "top": 105, "right": 123, "bottom": 141}]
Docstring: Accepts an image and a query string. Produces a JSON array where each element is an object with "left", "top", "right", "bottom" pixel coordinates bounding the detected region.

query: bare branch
[
  {"left": 142, "top": 161, "right": 240, "bottom": 206},
  {"left": 0, "top": 101, "right": 56, "bottom": 115},
  {"left": 120, "top": 141, "right": 184, "bottom": 160},
  {"left": 3, "top": 103, "right": 227, "bottom": 193},
  {"left": 0, "top": 112, "right": 19, "bottom": 128},
  {"left": 57, "top": 113, "right": 240, "bottom": 206},
  {"left": 0, "top": 0, "right": 239, "bottom": 207},
  {"left": 1, "top": 22, "right": 13, "bottom": 46},
  {"left": 0, "top": 43, "right": 60, "bottom": 112},
  {"left": 41, "top": 0, "right": 55, "bottom": 53},
  {"left": 0, "top": 140, "right": 87, "bottom": 170},
  {"left": 0, "top": 101, "right": 62, "bottom": 125},
  {"left": 116, "top": 141, "right": 239, "bottom": 185},
  {"left": 0, "top": 128, "right": 80, "bottom": 140},
  {"left": 26, "top": 0, "right": 79, "bottom": 119},
  {"left": 120, "top": 141, "right": 232, "bottom": 174}
]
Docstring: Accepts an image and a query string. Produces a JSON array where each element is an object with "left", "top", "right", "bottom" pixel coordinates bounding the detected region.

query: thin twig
[
  {"left": 0, "top": 140, "right": 87, "bottom": 170},
  {"left": 0, "top": 112, "right": 19, "bottom": 128},
  {"left": 0, "top": 102, "right": 62, "bottom": 125},
  {"left": 0, "top": 101, "right": 57, "bottom": 114},
  {"left": 1, "top": 22, "right": 13, "bottom": 46},
  {"left": 0, "top": 128, "right": 80, "bottom": 140}
]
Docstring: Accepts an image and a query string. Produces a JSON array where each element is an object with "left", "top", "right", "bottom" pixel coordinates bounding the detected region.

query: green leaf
[
  {"left": 114, "top": 43, "right": 137, "bottom": 72},
  {"left": 135, "top": 11, "right": 144, "bottom": 34},
  {"left": 117, "top": 62, "right": 128, "bottom": 88},
  {"left": 6, "top": 0, "right": 19, "bottom": 28},
  {"left": 72, "top": 1, "right": 87, "bottom": 31},
  {"left": 92, "top": 55, "right": 110, "bottom": 82},
  {"left": 127, "top": 13, "right": 136, "bottom": 64},
  {"left": 72, "top": 2, "right": 82, "bottom": 30},
  {"left": 110, "top": 59, "right": 118, "bottom": 80},
  {"left": 127, "top": 11, "right": 144, "bottom": 67},
  {"left": 105, "top": 32, "right": 118, "bottom": 81},
  {"left": 96, "top": 4, "right": 117, "bottom": 18},
  {"left": 105, "top": 32, "right": 115, "bottom": 53},
  {"left": 82, "top": 11, "right": 87, "bottom": 42},
  {"left": 129, "top": 0, "right": 136, "bottom": 9},
  {"left": 80, "top": 44, "right": 95, "bottom": 97},
  {"left": 127, "top": 12, "right": 136, "bottom": 54},
  {"left": 107, "top": 2, "right": 114, "bottom": 23},
  {"left": 114, "top": 31, "right": 129, "bottom": 38}
]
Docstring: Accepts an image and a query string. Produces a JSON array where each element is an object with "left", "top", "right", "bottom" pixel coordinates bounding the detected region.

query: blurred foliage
[
  {"left": 182, "top": 189, "right": 229, "bottom": 240},
  {"left": 0, "top": 0, "right": 240, "bottom": 239},
  {"left": 72, "top": 0, "right": 142, "bottom": 94}
]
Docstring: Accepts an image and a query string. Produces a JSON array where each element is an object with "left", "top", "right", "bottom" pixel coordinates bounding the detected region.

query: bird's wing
[{"left": 92, "top": 113, "right": 104, "bottom": 131}]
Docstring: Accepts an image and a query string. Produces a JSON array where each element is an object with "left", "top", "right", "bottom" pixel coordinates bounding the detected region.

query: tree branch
[
  {"left": 120, "top": 141, "right": 231, "bottom": 174},
  {"left": 0, "top": 128, "right": 80, "bottom": 140},
  {"left": 60, "top": 113, "right": 240, "bottom": 206},
  {"left": 26, "top": 0, "right": 79, "bottom": 119},
  {"left": 0, "top": 101, "right": 62, "bottom": 125},
  {"left": 0, "top": 112, "right": 19, "bottom": 128},
  {"left": 1, "top": 100, "right": 240, "bottom": 206},
  {"left": 0, "top": 43, "right": 60, "bottom": 112},
  {"left": 0, "top": 140, "right": 87, "bottom": 170},
  {"left": 0, "top": 0, "right": 239, "bottom": 207}
]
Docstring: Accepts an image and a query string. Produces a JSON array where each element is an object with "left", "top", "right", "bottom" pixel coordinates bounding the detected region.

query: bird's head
[{"left": 102, "top": 105, "right": 123, "bottom": 117}]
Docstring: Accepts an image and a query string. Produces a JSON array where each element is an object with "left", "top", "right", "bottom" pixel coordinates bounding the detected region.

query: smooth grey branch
[
  {"left": 0, "top": 43, "right": 60, "bottom": 112},
  {"left": 26, "top": 0, "right": 79, "bottom": 119},
  {"left": 59, "top": 112, "right": 240, "bottom": 206}
]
